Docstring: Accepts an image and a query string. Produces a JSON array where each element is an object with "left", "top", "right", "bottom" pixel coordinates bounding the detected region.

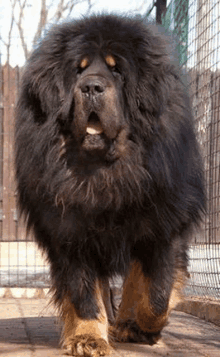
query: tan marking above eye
[
  {"left": 80, "top": 57, "right": 89, "bottom": 69},
  {"left": 105, "top": 55, "right": 116, "bottom": 67}
]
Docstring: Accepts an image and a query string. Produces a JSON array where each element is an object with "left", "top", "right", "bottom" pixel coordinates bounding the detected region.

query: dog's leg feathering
[{"left": 59, "top": 280, "right": 111, "bottom": 356}]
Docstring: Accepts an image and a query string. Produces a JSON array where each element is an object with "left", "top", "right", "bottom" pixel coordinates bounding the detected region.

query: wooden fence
[{"left": 0, "top": 64, "right": 29, "bottom": 241}]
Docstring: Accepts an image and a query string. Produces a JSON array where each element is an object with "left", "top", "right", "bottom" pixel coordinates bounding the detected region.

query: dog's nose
[{"left": 80, "top": 77, "right": 106, "bottom": 97}]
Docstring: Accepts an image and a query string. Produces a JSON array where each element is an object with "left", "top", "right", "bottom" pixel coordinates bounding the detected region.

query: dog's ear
[
  {"left": 17, "top": 54, "right": 65, "bottom": 125},
  {"left": 136, "top": 26, "right": 182, "bottom": 120}
]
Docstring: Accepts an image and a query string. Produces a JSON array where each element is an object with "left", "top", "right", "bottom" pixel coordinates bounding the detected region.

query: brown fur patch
[
  {"left": 80, "top": 57, "right": 89, "bottom": 69},
  {"left": 115, "top": 261, "right": 187, "bottom": 341},
  {"left": 116, "top": 261, "right": 146, "bottom": 322},
  {"left": 60, "top": 281, "right": 110, "bottom": 355},
  {"left": 105, "top": 55, "right": 116, "bottom": 67},
  {"left": 169, "top": 268, "right": 188, "bottom": 311}
]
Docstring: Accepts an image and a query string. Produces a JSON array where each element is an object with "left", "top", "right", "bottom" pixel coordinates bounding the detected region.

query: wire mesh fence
[
  {"left": 0, "top": 0, "right": 219, "bottom": 300},
  {"left": 163, "top": 0, "right": 220, "bottom": 299}
]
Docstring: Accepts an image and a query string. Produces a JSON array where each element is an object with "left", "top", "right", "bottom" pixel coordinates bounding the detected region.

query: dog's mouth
[
  {"left": 81, "top": 111, "right": 122, "bottom": 163},
  {"left": 82, "top": 111, "right": 109, "bottom": 156},
  {"left": 86, "top": 112, "right": 103, "bottom": 135},
  {"left": 80, "top": 111, "right": 121, "bottom": 164}
]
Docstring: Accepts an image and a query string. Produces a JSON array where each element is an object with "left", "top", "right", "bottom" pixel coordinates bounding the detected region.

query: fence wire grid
[
  {"left": 0, "top": 0, "right": 220, "bottom": 300},
  {"left": 163, "top": 0, "right": 220, "bottom": 299}
]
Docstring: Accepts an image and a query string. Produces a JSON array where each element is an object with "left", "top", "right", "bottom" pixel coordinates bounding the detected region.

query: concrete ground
[{"left": 0, "top": 299, "right": 220, "bottom": 357}]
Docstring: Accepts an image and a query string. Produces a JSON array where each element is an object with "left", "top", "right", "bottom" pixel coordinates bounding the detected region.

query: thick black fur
[{"left": 15, "top": 15, "right": 205, "bottom": 326}]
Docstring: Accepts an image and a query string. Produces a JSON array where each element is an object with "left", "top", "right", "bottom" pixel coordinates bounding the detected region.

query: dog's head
[
  {"left": 18, "top": 15, "right": 180, "bottom": 165},
  {"left": 16, "top": 15, "right": 194, "bottom": 211}
]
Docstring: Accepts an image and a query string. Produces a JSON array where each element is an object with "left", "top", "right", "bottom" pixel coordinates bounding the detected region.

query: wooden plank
[
  {"left": 2, "top": 64, "right": 17, "bottom": 241},
  {"left": 0, "top": 66, "right": 3, "bottom": 239}
]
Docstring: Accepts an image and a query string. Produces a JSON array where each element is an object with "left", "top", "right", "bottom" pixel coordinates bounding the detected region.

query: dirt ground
[{"left": 0, "top": 298, "right": 220, "bottom": 356}]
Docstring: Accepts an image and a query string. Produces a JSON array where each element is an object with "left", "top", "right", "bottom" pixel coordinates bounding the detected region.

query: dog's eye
[
  {"left": 111, "top": 66, "right": 121, "bottom": 75},
  {"left": 109, "top": 64, "right": 121, "bottom": 77},
  {"left": 112, "top": 67, "right": 123, "bottom": 82},
  {"left": 76, "top": 67, "right": 84, "bottom": 75}
]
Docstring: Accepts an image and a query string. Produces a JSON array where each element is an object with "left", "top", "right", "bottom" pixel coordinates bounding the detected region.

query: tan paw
[
  {"left": 112, "top": 320, "right": 161, "bottom": 345},
  {"left": 63, "top": 334, "right": 111, "bottom": 356}
]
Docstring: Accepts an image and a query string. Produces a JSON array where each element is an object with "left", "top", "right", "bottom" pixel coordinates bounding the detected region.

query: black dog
[{"left": 15, "top": 14, "right": 205, "bottom": 356}]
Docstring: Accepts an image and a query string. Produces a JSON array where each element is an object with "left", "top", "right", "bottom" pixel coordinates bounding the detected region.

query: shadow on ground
[{"left": 0, "top": 299, "right": 220, "bottom": 356}]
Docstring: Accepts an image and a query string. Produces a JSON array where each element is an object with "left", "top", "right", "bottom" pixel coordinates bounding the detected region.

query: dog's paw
[
  {"left": 63, "top": 334, "right": 111, "bottom": 356},
  {"left": 112, "top": 320, "right": 161, "bottom": 345}
]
